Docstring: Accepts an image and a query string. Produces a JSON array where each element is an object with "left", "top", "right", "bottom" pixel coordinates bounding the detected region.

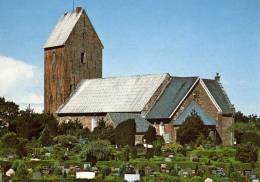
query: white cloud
[{"left": 0, "top": 55, "right": 43, "bottom": 112}]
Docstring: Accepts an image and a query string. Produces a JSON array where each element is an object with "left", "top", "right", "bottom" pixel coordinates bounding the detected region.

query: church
[{"left": 44, "top": 7, "right": 235, "bottom": 146}]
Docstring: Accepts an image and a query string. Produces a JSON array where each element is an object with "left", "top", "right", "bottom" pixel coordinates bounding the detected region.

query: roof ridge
[{"left": 81, "top": 73, "right": 169, "bottom": 81}]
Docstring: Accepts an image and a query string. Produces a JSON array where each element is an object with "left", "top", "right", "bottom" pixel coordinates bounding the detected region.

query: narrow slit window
[{"left": 81, "top": 52, "right": 86, "bottom": 64}]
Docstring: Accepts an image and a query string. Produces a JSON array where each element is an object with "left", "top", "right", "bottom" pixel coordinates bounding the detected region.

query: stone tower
[{"left": 44, "top": 7, "right": 103, "bottom": 114}]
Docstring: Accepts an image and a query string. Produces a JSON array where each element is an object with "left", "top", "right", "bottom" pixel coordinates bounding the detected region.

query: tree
[
  {"left": 1, "top": 132, "right": 18, "bottom": 148},
  {"left": 81, "top": 140, "right": 113, "bottom": 163},
  {"left": 143, "top": 125, "right": 156, "bottom": 144},
  {"left": 115, "top": 119, "right": 136, "bottom": 147},
  {"left": 89, "top": 118, "right": 115, "bottom": 143},
  {"left": 58, "top": 118, "right": 83, "bottom": 136},
  {"left": 53, "top": 135, "right": 78, "bottom": 149},
  {"left": 176, "top": 111, "right": 210, "bottom": 145},
  {"left": 39, "top": 126, "right": 52, "bottom": 146},
  {"left": 0, "top": 97, "right": 19, "bottom": 129},
  {"left": 16, "top": 138, "right": 28, "bottom": 158},
  {"left": 235, "top": 143, "right": 258, "bottom": 163}
]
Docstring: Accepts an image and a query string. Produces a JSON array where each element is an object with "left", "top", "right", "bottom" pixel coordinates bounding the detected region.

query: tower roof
[{"left": 44, "top": 8, "right": 83, "bottom": 49}]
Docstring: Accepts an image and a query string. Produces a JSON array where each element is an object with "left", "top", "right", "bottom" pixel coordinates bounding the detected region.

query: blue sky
[{"left": 0, "top": 0, "right": 259, "bottom": 115}]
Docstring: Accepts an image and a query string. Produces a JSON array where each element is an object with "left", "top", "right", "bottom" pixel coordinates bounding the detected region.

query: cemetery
[{"left": 0, "top": 98, "right": 260, "bottom": 181}]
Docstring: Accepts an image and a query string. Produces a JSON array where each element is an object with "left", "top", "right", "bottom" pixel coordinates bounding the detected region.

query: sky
[{"left": 0, "top": 0, "right": 259, "bottom": 115}]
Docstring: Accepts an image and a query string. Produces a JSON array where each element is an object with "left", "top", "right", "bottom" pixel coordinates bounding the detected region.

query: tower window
[
  {"left": 70, "top": 84, "right": 73, "bottom": 92},
  {"left": 81, "top": 52, "right": 86, "bottom": 64}
]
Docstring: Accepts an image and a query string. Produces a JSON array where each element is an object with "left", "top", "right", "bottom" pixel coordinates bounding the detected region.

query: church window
[
  {"left": 80, "top": 52, "right": 86, "bottom": 64},
  {"left": 70, "top": 84, "right": 73, "bottom": 93}
]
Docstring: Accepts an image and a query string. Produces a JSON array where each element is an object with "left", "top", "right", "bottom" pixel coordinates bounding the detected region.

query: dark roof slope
[
  {"left": 108, "top": 113, "right": 151, "bottom": 133},
  {"left": 202, "top": 79, "right": 233, "bottom": 114},
  {"left": 146, "top": 77, "right": 198, "bottom": 119},
  {"left": 173, "top": 101, "right": 217, "bottom": 126}
]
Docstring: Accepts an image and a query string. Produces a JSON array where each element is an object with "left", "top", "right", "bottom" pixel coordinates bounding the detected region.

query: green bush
[
  {"left": 190, "top": 176, "right": 203, "bottom": 182},
  {"left": 53, "top": 135, "right": 78, "bottom": 149},
  {"left": 115, "top": 119, "right": 136, "bottom": 147},
  {"left": 16, "top": 137, "right": 28, "bottom": 158},
  {"left": 176, "top": 111, "right": 210, "bottom": 145},
  {"left": 153, "top": 139, "right": 163, "bottom": 156},
  {"left": 81, "top": 139, "right": 113, "bottom": 162},
  {"left": 89, "top": 119, "right": 115, "bottom": 144},
  {"left": 39, "top": 126, "right": 52, "bottom": 146},
  {"left": 130, "top": 146, "right": 137, "bottom": 159},
  {"left": 241, "top": 131, "right": 260, "bottom": 146},
  {"left": 143, "top": 125, "right": 156, "bottom": 144},
  {"left": 1, "top": 132, "right": 18, "bottom": 148},
  {"left": 235, "top": 143, "right": 258, "bottom": 163}
]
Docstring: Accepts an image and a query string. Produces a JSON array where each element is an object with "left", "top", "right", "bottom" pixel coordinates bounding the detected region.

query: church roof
[
  {"left": 108, "top": 113, "right": 151, "bottom": 133},
  {"left": 44, "top": 8, "right": 83, "bottom": 49},
  {"left": 202, "top": 79, "right": 233, "bottom": 114},
  {"left": 173, "top": 101, "right": 217, "bottom": 126},
  {"left": 146, "top": 76, "right": 198, "bottom": 119},
  {"left": 57, "top": 73, "right": 169, "bottom": 114}
]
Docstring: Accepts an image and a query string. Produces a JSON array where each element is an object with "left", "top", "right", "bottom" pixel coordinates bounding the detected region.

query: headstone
[
  {"left": 252, "top": 179, "right": 259, "bottom": 182},
  {"left": 76, "top": 171, "right": 95, "bottom": 179},
  {"left": 6, "top": 169, "right": 15, "bottom": 177},
  {"left": 205, "top": 178, "right": 213, "bottom": 182},
  {"left": 83, "top": 163, "right": 91, "bottom": 170},
  {"left": 124, "top": 174, "right": 140, "bottom": 182}
]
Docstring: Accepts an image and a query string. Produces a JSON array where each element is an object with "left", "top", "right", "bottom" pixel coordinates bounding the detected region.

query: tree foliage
[
  {"left": 115, "top": 119, "right": 136, "bottom": 147},
  {"left": 143, "top": 125, "right": 157, "bottom": 144},
  {"left": 235, "top": 142, "right": 258, "bottom": 163},
  {"left": 58, "top": 119, "right": 84, "bottom": 137},
  {"left": 176, "top": 111, "right": 210, "bottom": 145},
  {"left": 81, "top": 139, "right": 113, "bottom": 161},
  {"left": 1, "top": 132, "right": 18, "bottom": 148},
  {"left": 39, "top": 126, "right": 52, "bottom": 146},
  {"left": 89, "top": 118, "right": 115, "bottom": 143}
]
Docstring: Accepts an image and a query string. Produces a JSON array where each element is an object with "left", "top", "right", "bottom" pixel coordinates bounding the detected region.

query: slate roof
[
  {"left": 57, "top": 74, "right": 169, "bottom": 114},
  {"left": 173, "top": 101, "right": 217, "bottom": 126},
  {"left": 44, "top": 9, "right": 83, "bottom": 49},
  {"left": 146, "top": 77, "right": 198, "bottom": 119},
  {"left": 202, "top": 79, "right": 233, "bottom": 114},
  {"left": 108, "top": 113, "right": 151, "bottom": 133}
]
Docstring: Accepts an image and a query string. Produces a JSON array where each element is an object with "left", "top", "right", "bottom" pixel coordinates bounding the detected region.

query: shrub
[
  {"left": 190, "top": 176, "right": 203, "bottom": 182},
  {"left": 130, "top": 146, "right": 137, "bottom": 159},
  {"left": 153, "top": 139, "right": 163, "bottom": 156},
  {"left": 100, "top": 165, "right": 111, "bottom": 178},
  {"left": 235, "top": 143, "right": 258, "bottom": 163},
  {"left": 39, "top": 126, "right": 52, "bottom": 146},
  {"left": 115, "top": 119, "right": 136, "bottom": 147},
  {"left": 16, "top": 137, "right": 28, "bottom": 158},
  {"left": 122, "top": 146, "right": 130, "bottom": 161},
  {"left": 89, "top": 119, "right": 115, "bottom": 144},
  {"left": 241, "top": 131, "right": 260, "bottom": 146},
  {"left": 58, "top": 118, "right": 84, "bottom": 137},
  {"left": 143, "top": 125, "right": 157, "bottom": 144},
  {"left": 176, "top": 111, "right": 210, "bottom": 145},
  {"left": 53, "top": 135, "right": 78, "bottom": 149},
  {"left": 81, "top": 139, "right": 113, "bottom": 162},
  {"left": 162, "top": 142, "right": 183, "bottom": 154},
  {"left": 1, "top": 132, "right": 18, "bottom": 148}
]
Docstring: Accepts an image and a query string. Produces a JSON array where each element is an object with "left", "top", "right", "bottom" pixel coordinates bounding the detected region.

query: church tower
[{"left": 43, "top": 7, "right": 103, "bottom": 114}]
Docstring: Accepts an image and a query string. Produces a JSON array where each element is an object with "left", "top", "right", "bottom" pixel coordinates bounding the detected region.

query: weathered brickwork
[
  {"left": 172, "top": 81, "right": 234, "bottom": 145},
  {"left": 44, "top": 9, "right": 103, "bottom": 114}
]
